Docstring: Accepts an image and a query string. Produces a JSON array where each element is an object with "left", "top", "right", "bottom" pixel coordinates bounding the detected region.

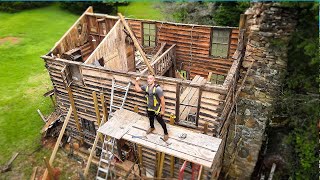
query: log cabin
[{"left": 41, "top": 6, "right": 246, "bottom": 179}]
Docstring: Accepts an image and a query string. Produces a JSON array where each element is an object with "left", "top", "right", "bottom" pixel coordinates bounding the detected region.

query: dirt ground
[
  {"left": 0, "top": 137, "right": 97, "bottom": 180},
  {"left": 0, "top": 36, "right": 21, "bottom": 45}
]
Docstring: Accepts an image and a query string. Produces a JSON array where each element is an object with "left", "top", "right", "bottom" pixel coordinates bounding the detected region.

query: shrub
[
  {"left": 59, "top": 1, "right": 117, "bottom": 15},
  {"left": 0, "top": 2, "right": 51, "bottom": 13}
]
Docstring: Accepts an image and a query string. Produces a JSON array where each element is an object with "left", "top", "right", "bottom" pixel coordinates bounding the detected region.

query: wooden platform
[{"left": 98, "top": 109, "right": 222, "bottom": 168}]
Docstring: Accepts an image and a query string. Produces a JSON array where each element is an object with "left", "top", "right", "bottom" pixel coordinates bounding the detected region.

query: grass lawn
[
  {"left": 118, "top": 1, "right": 164, "bottom": 20},
  {"left": 0, "top": 4, "right": 77, "bottom": 177}
]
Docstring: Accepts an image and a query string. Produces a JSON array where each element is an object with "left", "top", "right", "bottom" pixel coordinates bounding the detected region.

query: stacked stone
[{"left": 222, "top": 3, "right": 296, "bottom": 179}]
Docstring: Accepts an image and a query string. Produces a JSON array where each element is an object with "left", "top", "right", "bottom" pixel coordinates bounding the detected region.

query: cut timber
[
  {"left": 179, "top": 75, "right": 207, "bottom": 121},
  {"left": 43, "top": 106, "right": 72, "bottom": 180},
  {"left": 98, "top": 109, "right": 222, "bottom": 168}
]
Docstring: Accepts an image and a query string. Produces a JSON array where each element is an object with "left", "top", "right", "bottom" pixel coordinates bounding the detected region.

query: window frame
[
  {"left": 209, "top": 28, "right": 232, "bottom": 58},
  {"left": 141, "top": 22, "right": 157, "bottom": 47}
]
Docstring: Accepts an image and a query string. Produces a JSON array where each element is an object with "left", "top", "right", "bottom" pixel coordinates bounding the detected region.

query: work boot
[
  {"left": 146, "top": 128, "right": 155, "bottom": 134},
  {"left": 163, "top": 134, "right": 169, "bottom": 141}
]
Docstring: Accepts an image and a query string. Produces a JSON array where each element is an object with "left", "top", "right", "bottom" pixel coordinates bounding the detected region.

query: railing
[{"left": 141, "top": 44, "right": 176, "bottom": 76}]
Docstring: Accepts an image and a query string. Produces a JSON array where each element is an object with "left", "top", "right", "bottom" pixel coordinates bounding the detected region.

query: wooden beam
[
  {"left": 170, "top": 156, "right": 175, "bottom": 177},
  {"left": 30, "top": 166, "right": 38, "bottom": 180},
  {"left": 84, "top": 131, "right": 100, "bottom": 176},
  {"left": 44, "top": 157, "right": 54, "bottom": 180},
  {"left": 67, "top": 86, "right": 81, "bottom": 132},
  {"left": 151, "top": 42, "right": 166, "bottom": 62},
  {"left": 197, "top": 165, "right": 204, "bottom": 180},
  {"left": 239, "top": 14, "right": 247, "bottom": 30},
  {"left": 100, "top": 93, "right": 108, "bottom": 122},
  {"left": 117, "top": 13, "right": 155, "bottom": 75},
  {"left": 92, "top": 91, "right": 101, "bottom": 126},
  {"left": 37, "top": 109, "right": 46, "bottom": 123},
  {"left": 43, "top": 106, "right": 72, "bottom": 180},
  {"left": 157, "top": 152, "right": 165, "bottom": 179}
]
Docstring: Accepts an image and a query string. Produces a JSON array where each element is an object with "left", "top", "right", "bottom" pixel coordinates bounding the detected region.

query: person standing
[{"left": 134, "top": 75, "right": 169, "bottom": 141}]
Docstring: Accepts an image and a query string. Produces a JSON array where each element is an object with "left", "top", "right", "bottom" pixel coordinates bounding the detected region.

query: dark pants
[{"left": 147, "top": 110, "right": 168, "bottom": 135}]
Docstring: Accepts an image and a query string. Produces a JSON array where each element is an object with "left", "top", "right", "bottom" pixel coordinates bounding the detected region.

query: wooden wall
[
  {"left": 127, "top": 19, "right": 239, "bottom": 78},
  {"left": 51, "top": 13, "right": 118, "bottom": 61},
  {"left": 85, "top": 20, "right": 135, "bottom": 72}
]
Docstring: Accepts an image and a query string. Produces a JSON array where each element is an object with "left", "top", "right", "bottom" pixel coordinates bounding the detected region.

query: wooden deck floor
[{"left": 98, "top": 109, "right": 222, "bottom": 168}]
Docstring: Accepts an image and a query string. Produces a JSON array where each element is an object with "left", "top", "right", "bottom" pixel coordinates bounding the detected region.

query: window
[
  {"left": 142, "top": 23, "right": 156, "bottom": 47},
  {"left": 209, "top": 73, "right": 225, "bottom": 85},
  {"left": 210, "top": 28, "right": 231, "bottom": 58},
  {"left": 60, "top": 64, "right": 84, "bottom": 87}
]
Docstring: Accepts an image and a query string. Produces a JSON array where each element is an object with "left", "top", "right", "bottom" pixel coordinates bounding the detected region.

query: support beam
[
  {"left": 44, "top": 157, "right": 54, "bottom": 180},
  {"left": 118, "top": 13, "right": 155, "bottom": 75},
  {"left": 43, "top": 106, "right": 72, "bottom": 180},
  {"left": 170, "top": 156, "right": 175, "bottom": 177},
  {"left": 67, "top": 86, "right": 81, "bottom": 132},
  {"left": 157, "top": 152, "right": 165, "bottom": 179},
  {"left": 92, "top": 91, "right": 101, "bottom": 126},
  {"left": 100, "top": 93, "right": 107, "bottom": 123}
]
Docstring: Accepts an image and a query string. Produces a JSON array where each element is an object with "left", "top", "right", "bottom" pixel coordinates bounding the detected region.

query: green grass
[
  {"left": 0, "top": 2, "right": 163, "bottom": 178},
  {"left": 0, "top": 4, "right": 77, "bottom": 171},
  {"left": 118, "top": 1, "right": 164, "bottom": 20}
]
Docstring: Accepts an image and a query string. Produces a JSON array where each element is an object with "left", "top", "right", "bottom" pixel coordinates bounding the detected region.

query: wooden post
[
  {"left": 197, "top": 165, "right": 204, "bottom": 180},
  {"left": 43, "top": 106, "right": 72, "bottom": 180},
  {"left": 84, "top": 131, "right": 100, "bottom": 176},
  {"left": 92, "top": 91, "right": 101, "bottom": 126},
  {"left": 155, "top": 152, "right": 160, "bottom": 177},
  {"left": 44, "top": 157, "right": 54, "bottom": 180},
  {"left": 49, "top": 95, "right": 55, "bottom": 107},
  {"left": 239, "top": 14, "right": 247, "bottom": 30},
  {"left": 100, "top": 93, "right": 107, "bottom": 122},
  {"left": 170, "top": 156, "right": 175, "bottom": 177},
  {"left": 175, "top": 83, "right": 181, "bottom": 123},
  {"left": 207, "top": 72, "right": 212, "bottom": 81},
  {"left": 134, "top": 105, "right": 139, "bottom": 113},
  {"left": 157, "top": 152, "right": 165, "bottom": 179},
  {"left": 195, "top": 87, "right": 203, "bottom": 127},
  {"left": 203, "top": 122, "right": 209, "bottom": 134},
  {"left": 137, "top": 145, "right": 145, "bottom": 176},
  {"left": 67, "top": 86, "right": 82, "bottom": 133},
  {"left": 30, "top": 166, "right": 38, "bottom": 180},
  {"left": 37, "top": 109, "right": 46, "bottom": 123},
  {"left": 118, "top": 13, "right": 155, "bottom": 75}
]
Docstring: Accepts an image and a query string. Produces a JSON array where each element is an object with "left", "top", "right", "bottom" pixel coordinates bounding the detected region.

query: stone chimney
[{"left": 222, "top": 2, "right": 297, "bottom": 179}]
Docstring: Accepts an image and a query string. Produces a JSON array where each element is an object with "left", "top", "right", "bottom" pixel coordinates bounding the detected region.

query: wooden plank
[
  {"left": 97, "top": 109, "right": 141, "bottom": 139},
  {"left": 43, "top": 106, "right": 72, "bottom": 180},
  {"left": 124, "top": 127, "right": 215, "bottom": 168}
]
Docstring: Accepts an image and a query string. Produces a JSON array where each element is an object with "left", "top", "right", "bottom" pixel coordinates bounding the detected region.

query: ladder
[
  {"left": 96, "top": 136, "right": 116, "bottom": 180},
  {"left": 108, "top": 78, "right": 131, "bottom": 120}
]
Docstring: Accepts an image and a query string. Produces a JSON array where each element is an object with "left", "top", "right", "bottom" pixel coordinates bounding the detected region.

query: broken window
[
  {"left": 60, "top": 64, "right": 84, "bottom": 87},
  {"left": 142, "top": 23, "right": 156, "bottom": 47},
  {"left": 210, "top": 28, "right": 231, "bottom": 58}
]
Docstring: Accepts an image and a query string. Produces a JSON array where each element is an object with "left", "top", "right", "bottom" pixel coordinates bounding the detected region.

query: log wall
[
  {"left": 42, "top": 11, "right": 244, "bottom": 180},
  {"left": 127, "top": 19, "right": 239, "bottom": 78}
]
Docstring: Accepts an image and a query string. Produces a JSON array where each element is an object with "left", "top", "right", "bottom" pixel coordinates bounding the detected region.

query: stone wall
[{"left": 222, "top": 3, "right": 297, "bottom": 179}]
